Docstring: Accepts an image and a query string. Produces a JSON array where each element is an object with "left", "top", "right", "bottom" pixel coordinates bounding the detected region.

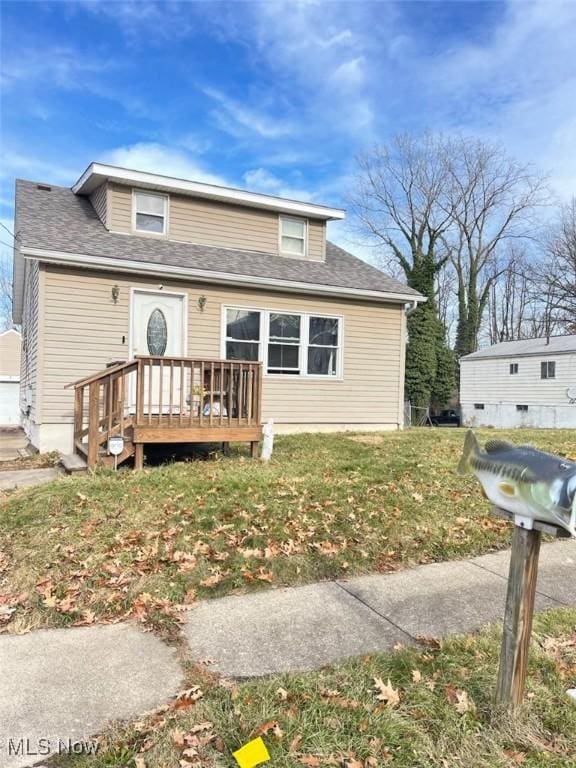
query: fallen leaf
[
  {"left": 412, "top": 669, "right": 422, "bottom": 683},
  {"left": 277, "top": 687, "right": 289, "bottom": 701},
  {"left": 504, "top": 751, "right": 526, "bottom": 765},
  {"left": 200, "top": 573, "right": 223, "bottom": 588},
  {"left": 253, "top": 719, "right": 283, "bottom": 740},
  {"left": 454, "top": 689, "right": 475, "bottom": 714},
  {"left": 172, "top": 730, "right": 186, "bottom": 747},
  {"left": 373, "top": 677, "right": 400, "bottom": 707}
]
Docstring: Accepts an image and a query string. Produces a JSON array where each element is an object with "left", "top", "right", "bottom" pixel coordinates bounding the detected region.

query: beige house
[
  {"left": 13, "top": 163, "right": 423, "bottom": 466},
  {"left": 0, "top": 328, "right": 21, "bottom": 425}
]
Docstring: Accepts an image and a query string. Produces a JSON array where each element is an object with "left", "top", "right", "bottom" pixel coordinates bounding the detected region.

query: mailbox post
[{"left": 493, "top": 507, "right": 570, "bottom": 710}]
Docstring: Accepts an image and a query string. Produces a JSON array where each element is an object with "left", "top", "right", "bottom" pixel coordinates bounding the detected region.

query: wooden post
[
  {"left": 134, "top": 443, "right": 144, "bottom": 471},
  {"left": 495, "top": 524, "right": 541, "bottom": 710},
  {"left": 87, "top": 381, "right": 100, "bottom": 469}
]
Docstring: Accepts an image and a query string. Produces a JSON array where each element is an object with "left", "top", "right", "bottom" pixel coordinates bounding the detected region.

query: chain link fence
[{"left": 404, "top": 402, "right": 432, "bottom": 427}]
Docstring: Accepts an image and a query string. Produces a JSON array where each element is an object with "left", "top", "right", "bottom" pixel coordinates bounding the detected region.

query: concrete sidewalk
[
  {"left": 0, "top": 540, "right": 574, "bottom": 767},
  {"left": 183, "top": 539, "right": 576, "bottom": 677},
  {"left": 0, "top": 624, "right": 182, "bottom": 768}
]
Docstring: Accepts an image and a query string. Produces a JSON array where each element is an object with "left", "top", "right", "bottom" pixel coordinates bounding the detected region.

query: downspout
[{"left": 398, "top": 300, "right": 419, "bottom": 429}]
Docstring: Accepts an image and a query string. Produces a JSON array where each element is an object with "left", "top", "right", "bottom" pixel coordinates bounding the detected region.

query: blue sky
[{"left": 1, "top": 0, "right": 575, "bottom": 261}]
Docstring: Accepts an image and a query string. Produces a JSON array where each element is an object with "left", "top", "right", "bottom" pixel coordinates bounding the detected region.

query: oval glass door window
[{"left": 147, "top": 308, "right": 168, "bottom": 355}]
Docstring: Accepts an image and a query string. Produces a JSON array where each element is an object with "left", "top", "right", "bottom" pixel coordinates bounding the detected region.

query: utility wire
[{"left": 0, "top": 222, "right": 16, "bottom": 239}]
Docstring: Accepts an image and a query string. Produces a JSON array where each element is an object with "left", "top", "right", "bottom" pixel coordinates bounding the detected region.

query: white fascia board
[
  {"left": 72, "top": 163, "right": 346, "bottom": 221},
  {"left": 462, "top": 350, "right": 576, "bottom": 361},
  {"left": 21, "top": 247, "right": 425, "bottom": 305}
]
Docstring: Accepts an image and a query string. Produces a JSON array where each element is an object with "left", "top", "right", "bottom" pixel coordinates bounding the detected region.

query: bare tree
[
  {"left": 351, "top": 133, "right": 455, "bottom": 296},
  {"left": 539, "top": 197, "right": 576, "bottom": 330},
  {"left": 350, "top": 134, "right": 456, "bottom": 408},
  {"left": 445, "top": 137, "right": 549, "bottom": 357}
]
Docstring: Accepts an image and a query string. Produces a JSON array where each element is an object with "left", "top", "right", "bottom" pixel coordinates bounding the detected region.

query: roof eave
[
  {"left": 21, "top": 246, "right": 425, "bottom": 305},
  {"left": 72, "top": 163, "right": 346, "bottom": 221},
  {"left": 461, "top": 348, "right": 576, "bottom": 361}
]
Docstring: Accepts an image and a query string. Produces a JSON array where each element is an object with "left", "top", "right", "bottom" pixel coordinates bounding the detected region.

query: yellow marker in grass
[{"left": 232, "top": 737, "right": 270, "bottom": 768}]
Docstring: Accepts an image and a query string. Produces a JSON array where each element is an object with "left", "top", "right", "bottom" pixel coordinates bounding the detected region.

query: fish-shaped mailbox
[{"left": 458, "top": 430, "right": 576, "bottom": 537}]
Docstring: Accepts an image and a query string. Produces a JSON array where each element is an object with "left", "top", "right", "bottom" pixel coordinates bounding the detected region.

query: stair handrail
[{"left": 65, "top": 359, "right": 137, "bottom": 389}]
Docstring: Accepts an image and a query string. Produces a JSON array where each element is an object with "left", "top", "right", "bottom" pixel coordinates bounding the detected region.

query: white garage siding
[
  {"left": 460, "top": 346, "right": 576, "bottom": 429},
  {"left": 0, "top": 329, "right": 22, "bottom": 427},
  {"left": 0, "top": 379, "right": 20, "bottom": 425}
]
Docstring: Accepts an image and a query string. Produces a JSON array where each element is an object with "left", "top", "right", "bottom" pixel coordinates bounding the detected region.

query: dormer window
[
  {"left": 133, "top": 191, "right": 167, "bottom": 235},
  {"left": 279, "top": 216, "right": 307, "bottom": 256}
]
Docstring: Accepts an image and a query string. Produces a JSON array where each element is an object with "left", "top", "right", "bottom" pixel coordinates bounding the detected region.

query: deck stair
[{"left": 67, "top": 356, "right": 263, "bottom": 470}]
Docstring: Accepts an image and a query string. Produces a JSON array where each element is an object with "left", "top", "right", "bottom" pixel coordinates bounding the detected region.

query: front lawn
[
  {"left": 55, "top": 608, "right": 576, "bottom": 768},
  {"left": 1, "top": 429, "right": 574, "bottom": 634}
]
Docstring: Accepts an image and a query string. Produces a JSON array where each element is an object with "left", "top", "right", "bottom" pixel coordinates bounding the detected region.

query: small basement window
[
  {"left": 279, "top": 216, "right": 307, "bottom": 256},
  {"left": 541, "top": 361, "right": 556, "bottom": 379},
  {"left": 474, "top": 403, "right": 484, "bottom": 410},
  {"left": 133, "top": 191, "right": 167, "bottom": 235},
  {"left": 516, "top": 404, "right": 529, "bottom": 412},
  {"left": 510, "top": 363, "right": 519, "bottom": 375}
]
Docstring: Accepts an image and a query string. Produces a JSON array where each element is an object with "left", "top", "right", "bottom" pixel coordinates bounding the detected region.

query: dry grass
[
  {"left": 53, "top": 608, "right": 576, "bottom": 768},
  {"left": 0, "top": 428, "right": 574, "bottom": 635}
]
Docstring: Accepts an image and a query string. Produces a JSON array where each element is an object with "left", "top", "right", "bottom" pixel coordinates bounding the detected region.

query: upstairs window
[
  {"left": 279, "top": 216, "right": 307, "bottom": 256},
  {"left": 134, "top": 191, "right": 167, "bottom": 235},
  {"left": 541, "top": 361, "right": 556, "bottom": 379},
  {"left": 510, "top": 363, "right": 519, "bottom": 375}
]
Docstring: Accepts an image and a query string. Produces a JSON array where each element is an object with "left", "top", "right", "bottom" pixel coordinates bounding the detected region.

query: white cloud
[
  {"left": 422, "top": 0, "right": 576, "bottom": 200},
  {"left": 242, "top": 168, "right": 313, "bottom": 201},
  {"left": 100, "top": 143, "right": 229, "bottom": 185},
  {"left": 331, "top": 57, "right": 365, "bottom": 89},
  {"left": 0, "top": 152, "right": 78, "bottom": 186},
  {"left": 203, "top": 88, "right": 295, "bottom": 139},
  {"left": 1, "top": 46, "right": 109, "bottom": 91}
]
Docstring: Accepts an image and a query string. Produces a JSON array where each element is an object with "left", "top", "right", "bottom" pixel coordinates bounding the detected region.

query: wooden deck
[{"left": 67, "top": 356, "right": 263, "bottom": 469}]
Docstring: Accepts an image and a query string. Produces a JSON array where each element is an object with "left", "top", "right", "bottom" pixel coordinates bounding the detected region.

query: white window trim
[
  {"left": 278, "top": 215, "right": 308, "bottom": 258},
  {"left": 221, "top": 304, "right": 344, "bottom": 380},
  {"left": 132, "top": 189, "right": 169, "bottom": 237}
]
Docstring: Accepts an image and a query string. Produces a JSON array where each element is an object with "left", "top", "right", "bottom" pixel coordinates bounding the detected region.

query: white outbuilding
[
  {"left": 0, "top": 329, "right": 22, "bottom": 426},
  {"left": 460, "top": 335, "right": 576, "bottom": 429}
]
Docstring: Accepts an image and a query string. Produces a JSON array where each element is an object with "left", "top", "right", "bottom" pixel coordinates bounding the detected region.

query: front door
[{"left": 131, "top": 290, "right": 186, "bottom": 412}]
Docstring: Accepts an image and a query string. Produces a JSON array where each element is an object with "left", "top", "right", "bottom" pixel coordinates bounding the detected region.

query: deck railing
[
  {"left": 67, "top": 356, "right": 263, "bottom": 468},
  {"left": 134, "top": 356, "right": 262, "bottom": 427}
]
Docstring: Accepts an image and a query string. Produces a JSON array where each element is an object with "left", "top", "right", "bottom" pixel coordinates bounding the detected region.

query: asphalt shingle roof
[
  {"left": 461, "top": 335, "right": 576, "bottom": 360},
  {"left": 15, "top": 179, "right": 421, "bottom": 299}
]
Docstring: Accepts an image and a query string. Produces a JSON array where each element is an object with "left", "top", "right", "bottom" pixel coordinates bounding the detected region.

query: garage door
[{"left": 0, "top": 381, "right": 20, "bottom": 425}]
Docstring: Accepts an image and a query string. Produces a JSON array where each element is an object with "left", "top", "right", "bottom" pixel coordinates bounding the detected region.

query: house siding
[
  {"left": 89, "top": 183, "right": 108, "bottom": 226},
  {"left": 20, "top": 259, "right": 42, "bottom": 424},
  {"left": 460, "top": 354, "right": 576, "bottom": 428},
  {"left": 40, "top": 265, "right": 405, "bottom": 431},
  {"left": 107, "top": 183, "right": 325, "bottom": 260}
]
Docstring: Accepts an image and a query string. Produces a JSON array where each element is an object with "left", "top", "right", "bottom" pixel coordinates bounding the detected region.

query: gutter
[{"left": 21, "top": 247, "right": 426, "bottom": 306}]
